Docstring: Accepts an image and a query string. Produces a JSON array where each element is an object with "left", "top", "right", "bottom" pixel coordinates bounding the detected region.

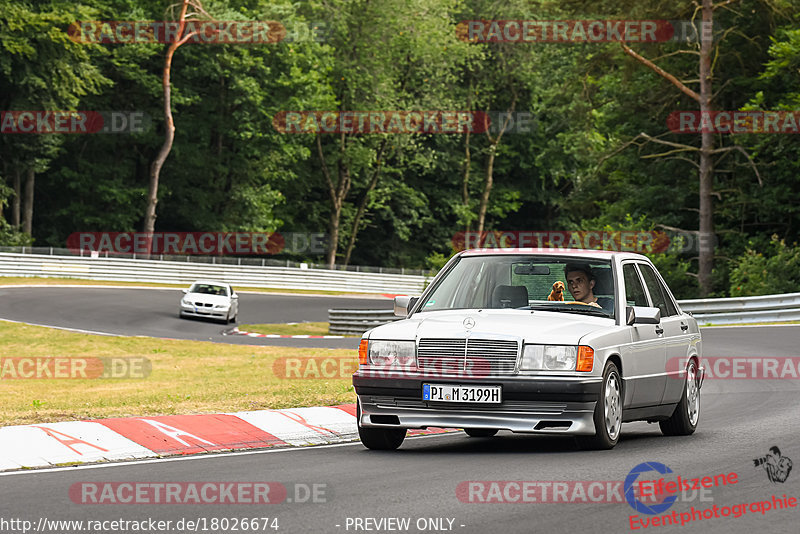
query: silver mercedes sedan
[{"left": 353, "top": 249, "right": 703, "bottom": 450}]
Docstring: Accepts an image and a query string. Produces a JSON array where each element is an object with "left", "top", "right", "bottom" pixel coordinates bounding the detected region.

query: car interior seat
[
  {"left": 592, "top": 268, "right": 615, "bottom": 313},
  {"left": 491, "top": 285, "right": 529, "bottom": 309}
]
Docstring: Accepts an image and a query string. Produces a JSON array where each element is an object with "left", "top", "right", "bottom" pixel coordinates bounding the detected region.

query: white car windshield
[
  {"left": 417, "top": 255, "right": 615, "bottom": 318},
  {"left": 189, "top": 284, "right": 228, "bottom": 296}
]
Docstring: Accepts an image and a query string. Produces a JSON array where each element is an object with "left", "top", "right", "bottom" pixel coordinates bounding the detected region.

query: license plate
[{"left": 423, "top": 384, "right": 501, "bottom": 404}]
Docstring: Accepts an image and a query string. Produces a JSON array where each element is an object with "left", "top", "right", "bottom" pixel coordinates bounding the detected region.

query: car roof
[{"left": 459, "top": 248, "right": 651, "bottom": 262}]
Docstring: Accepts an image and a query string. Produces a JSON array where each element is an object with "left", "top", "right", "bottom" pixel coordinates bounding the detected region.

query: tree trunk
[
  {"left": 697, "top": 0, "right": 714, "bottom": 296},
  {"left": 343, "top": 140, "right": 388, "bottom": 267},
  {"left": 619, "top": 0, "right": 718, "bottom": 295},
  {"left": 319, "top": 133, "right": 351, "bottom": 269},
  {"left": 23, "top": 168, "right": 34, "bottom": 235},
  {"left": 145, "top": 45, "right": 178, "bottom": 237},
  {"left": 476, "top": 143, "right": 496, "bottom": 235},
  {"left": 144, "top": 1, "right": 203, "bottom": 252},
  {"left": 476, "top": 99, "right": 516, "bottom": 235},
  {"left": 462, "top": 128, "right": 471, "bottom": 235},
  {"left": 327, "top": 200, "right": 342, "bottom": 269},
  {"left": 12, "top": 167, "right": 21, "bottom": 228}
]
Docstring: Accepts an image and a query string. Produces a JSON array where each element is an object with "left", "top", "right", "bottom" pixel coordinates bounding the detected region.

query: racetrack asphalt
[
  {"left": 1, "top": 323, "right": 799, "bottom": 533},
  {"left": 0, "top": 286, "right": 390, "bottom": 348}
]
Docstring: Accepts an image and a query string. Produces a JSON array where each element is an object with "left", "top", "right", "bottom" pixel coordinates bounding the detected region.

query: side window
[
  {"left": 623, "top": 264, "right": 648, "bottom": 307},
  {"left": 639, "top": 264, "right": 676, "bottom": 317}
]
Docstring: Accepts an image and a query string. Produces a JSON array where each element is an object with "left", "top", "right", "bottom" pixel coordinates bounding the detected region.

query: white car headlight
[
  {"left": 214, "top": 303, "right": 228, "bottom": 309},
  {"left": 368, "top": 341, "right": 416, "bottom": 367},
  {"left": 521, "top": 345, "right": 578, "bottom": 371},
  {"left": 181, "top": 297, "right": 192, "bottom": 305}
]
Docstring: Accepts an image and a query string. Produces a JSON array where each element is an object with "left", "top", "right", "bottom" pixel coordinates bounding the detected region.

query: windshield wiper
[{"left": 530, "top": 304, "right": 611, "bottom": 317}]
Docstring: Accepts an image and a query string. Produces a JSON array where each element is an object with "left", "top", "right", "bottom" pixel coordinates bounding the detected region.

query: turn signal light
[
  {"left": 576, "top": 346, "right": 594, "bottom": 372},
  {"left": 358, "top": 339, "right": 369, "bottom": 365}
]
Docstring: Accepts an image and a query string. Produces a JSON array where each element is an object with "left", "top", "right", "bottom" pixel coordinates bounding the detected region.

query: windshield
[
  {"left": 189, "top": 284, "right": 228, "bottom": 296},
  {"left": 417, "top": 255, "right": 615, "bottom": 318}
]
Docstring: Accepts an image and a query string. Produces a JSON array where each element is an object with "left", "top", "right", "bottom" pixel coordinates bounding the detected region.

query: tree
[
  {"left": 0, "top": 0, "right": 109, "bottom": 237},
  {"left": 144, "top": 0, "right": 214, "bottom": 243},
  {"left": 313, "top": 0, "right": 476, "bottom": 268}
]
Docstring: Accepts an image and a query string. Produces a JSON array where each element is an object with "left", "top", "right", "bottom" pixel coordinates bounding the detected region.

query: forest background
[{"left": 2, "top": 0, "right": 800, "bottom": 299}]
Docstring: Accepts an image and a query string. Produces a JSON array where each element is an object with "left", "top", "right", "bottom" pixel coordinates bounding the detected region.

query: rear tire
[
  {"left": 660, "top": 359, "right": 700, "bottom": 436},
  {"left": 577, "top": 361, "right": 622, "bottom": 450},
  {"left": 357, "top": 400, "right": 406, "bottom": 450},
  {"left": 464, "top": 428, "right": 498, "bottom": 438}
]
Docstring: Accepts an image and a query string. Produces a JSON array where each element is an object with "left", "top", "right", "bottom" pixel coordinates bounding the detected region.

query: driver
[{"left": 564, "top": 263, "right": 601, "bottom": 307}]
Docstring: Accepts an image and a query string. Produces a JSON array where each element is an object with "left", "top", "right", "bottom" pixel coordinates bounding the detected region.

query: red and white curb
[
  {"left": 225, "top": 327, "right": 346, "bottom": 339},
  {"left": 0, "top": 404, "right": 456, "bottom": 471}
]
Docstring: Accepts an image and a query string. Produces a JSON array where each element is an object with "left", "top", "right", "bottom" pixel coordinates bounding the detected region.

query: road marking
[{"left": 0, "top": 433, "right": 456, "bottom": 476}]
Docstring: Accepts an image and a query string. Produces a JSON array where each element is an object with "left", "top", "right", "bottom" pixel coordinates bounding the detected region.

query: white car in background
[{"left": 179, "top": 281, "right": 239, "bottom": 323}]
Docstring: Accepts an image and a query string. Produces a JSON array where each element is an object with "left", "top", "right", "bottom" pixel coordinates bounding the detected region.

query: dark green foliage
[{"left": 1, "top": 0, "right": 799, "bottom": 296}]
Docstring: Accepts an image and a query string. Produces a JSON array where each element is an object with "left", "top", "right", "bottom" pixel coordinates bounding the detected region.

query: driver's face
[{"left": 567, "top": 271, "right": 595, "bottom": 302}]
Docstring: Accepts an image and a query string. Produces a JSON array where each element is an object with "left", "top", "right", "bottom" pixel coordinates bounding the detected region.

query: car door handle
[
  {"left": 655, "top": 326, "right": 664, "bottom": 335},
  {"left": 680, "top": 323, "right": 689, "bottom": 331}
]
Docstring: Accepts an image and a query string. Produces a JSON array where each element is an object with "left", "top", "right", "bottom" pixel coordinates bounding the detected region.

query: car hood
[
  {"left": 368, "top": 309, "right": 613, "bottom": 345},
  {"left": 184, "top": 293, "right": 230, "bottom": 305}
]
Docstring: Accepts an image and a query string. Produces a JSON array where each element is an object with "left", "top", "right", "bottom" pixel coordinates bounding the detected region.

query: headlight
[
  {"left": 181, "top": 297, "right": 192, "bottom": 305},
  {"left": 214, "top": 304, "right": 228, "bottom": 309},
  {"left": 367, "top": 341, "right": 416, "bottom": 367},
  {"left": 521, "top": 345, "right": 578, "bottom": 371}
]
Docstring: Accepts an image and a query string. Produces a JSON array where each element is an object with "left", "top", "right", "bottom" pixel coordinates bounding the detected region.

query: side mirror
[
  {"left": 626, "top": 306, "right": 661, "bottom": 325},
  {"left": 232, "top": 293, "right": 238, "bottom": 299},
  {"left": 182, "top": 289, "right": 188, "bottom": 294},
  {"left": 393, "top": 295, "right": 419, "bottom": 317}
]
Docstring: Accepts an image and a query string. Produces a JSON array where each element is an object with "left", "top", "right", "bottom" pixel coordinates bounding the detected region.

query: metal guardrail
[
  {"left": 0, "top": 246, "right": 432, "bottom": 276},
  {"left": 328, "top": 293, "right": 800, "bottom": 333},
  {"left": 677, "top": 293, "right": 800, "bottom": 325},
  {"left": 328, "top": 309, "right": 400, "bottom": 335},
  {"left": 0, "top": 252, "right": 431, "bottom": 294}
]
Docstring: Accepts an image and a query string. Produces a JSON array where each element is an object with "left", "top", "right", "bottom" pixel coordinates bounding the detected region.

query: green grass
[
  {"left": 0, "top": 321, "right": 358, "bottom": 427},
  {"left": 0, "top": 276, "right": 387, "bottom": 296},
  {"left": 238, "top": 322, "right": 359, "bottom": 336}
]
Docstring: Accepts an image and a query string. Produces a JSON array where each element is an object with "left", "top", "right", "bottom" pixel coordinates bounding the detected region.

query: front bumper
[
  {"left": 179, "top": 304, "right": 229, "bottom": 319},
  {"left": 354, "top": 373, "right": 601, "bottom": 435}
]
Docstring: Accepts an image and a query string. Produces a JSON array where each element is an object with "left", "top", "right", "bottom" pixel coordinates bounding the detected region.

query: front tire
[
  {"left": 577, "top": 361, "right": 622, "bottom": 450},
  {"left": 357, "top": 400, "right": 406, "bottom": 450},
  {"left": 660, "top": 359, "right": 700, "bottom": 436}
]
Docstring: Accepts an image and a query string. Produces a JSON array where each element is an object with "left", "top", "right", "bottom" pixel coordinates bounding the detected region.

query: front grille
[
  {"left": 195, "top": 302, "right": 213, "bottom": 307},
  {"left": 417, "top": 338, "right": 519, "bottom": 375}
]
